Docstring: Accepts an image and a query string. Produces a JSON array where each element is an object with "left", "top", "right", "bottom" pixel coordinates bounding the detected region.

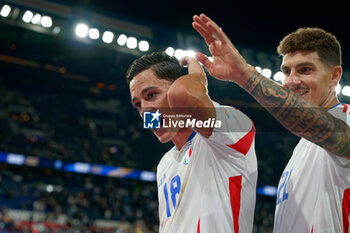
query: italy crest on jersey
[{"left": 183, "top": 143, "right": 193, "bottom": 165}]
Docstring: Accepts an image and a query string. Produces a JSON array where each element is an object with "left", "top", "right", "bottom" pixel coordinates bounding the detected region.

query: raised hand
[{"left": 192, "top": 13, "right": 255, "bottom": 86}]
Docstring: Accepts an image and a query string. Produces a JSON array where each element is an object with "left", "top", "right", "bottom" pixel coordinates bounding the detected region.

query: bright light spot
[
  {"left": 208, "top": 56, "right": 214, "bottom": 62},
  {"left": 75, "top": 23, "right": 88, "bottom": 38},
  {"left": 255, "top": 66, "right": 262, "bottom": 73},
  {"left": 117, "top": 34, "right": 127, "bottom": 46},
  {"left": 52, "top": 26, "right": 60, "bottom": 34},
  {"left": 89, "top": 28, "right": 99, "bottom": 40},
  {"left": 262, "top": 68, "right": 272, "bottom": 78},
  {"left": 126, "top": 37, "right": 137, "bottom": 49},
  {"left": 41, "top": 16, "right": 52, "bottom": 28},
  {"left": 138, "top": 40, "right": 149, "bottom": 51},
  {"left": 0, "top": 5, "right": 11, "bottom": 17},
  {"left": 174, "top": 49, "right": 196, "bottom": 60},
  {"left": 46, "top": 184, "right": 54, "bottom": 193},
  {"left": 22, "top": 10, "right": 33, "bottom": 23},
  {"left": 273, "top": 71, "right": 284, "bottom": 82},
  {"left": 336, "top": 84, "right": 341, "bottom": 95},
  {"left": 31, "top": 13, "right": 41, "bottom": 24},
  {"left": 174, "top": 49, "right": 184, "bottom": 60},
  {"left": 342, "top": 85, "right": 350, "bottom": 97},
  {"left": 102, "top": 31, "right": 114, "bottom": 43},
  {"left": 165, "top": 47, "right": 175, "bottom": 56},
  {"left": 184, "top": 50, "right": 196, "bottom": 58}
]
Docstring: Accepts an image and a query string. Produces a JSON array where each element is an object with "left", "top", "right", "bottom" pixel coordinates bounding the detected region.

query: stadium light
[
  {"left": 342, "top": 85, "right": 350, "bottom": 97},
  {"left": 138, "top": 40, "right": 149, "bottom": 52},
  {"left": 41, "top": 16, "right": 52, "bottom": 28},
  {"left": 102, "top": 31, "right": 114, "bottom": 43},
  {"left": 174, "top": 49, "right": 196, "bottom": 60},
  {"left": 117, "top": 34, "right": 127, "bottom": 46},
  {"left": 22, "top": 10, "right": 34, "bottom": 23},
  {"left": 0, "top": 5, "right": 11, "bottom": 17},
  {"left": 52, "top": 26, "right": 61, "bottom": 34},
  {"left": 88, "top": 28, "right": 99, "bottom": 40},
  {"left": 31, "top": 13, "right": 41, "bottom": 24},
  {"left": 126, "top": 37, "right": 137, "bottom": 49},
  {"left": 273, "top": 71, "right": 284, "bottom": 82},
  {"left": 165, "top": 47, "right": 175, "bottom": 56},
  {"left": 255, "top": 66, "right": 262, "bottom": 73},
  {"left": 262, "top": 68, "right": 272, "bottom": 78},
  {"left": 336, "top": 84, "right": 341, "bottom": 95},
  {"left": 75, "top": 23, "right": 89, "bottom": 38}
]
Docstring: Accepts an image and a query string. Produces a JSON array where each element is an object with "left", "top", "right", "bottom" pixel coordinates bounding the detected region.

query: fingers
[
  {"left": 195, "top": 52, "right": 213, "bottom": 71},
  {"left": 193, "top": 13, "right": 231, "bottom": 47},
  {"left": 179, "top": 56, "right": 205, "bottom": 76}
]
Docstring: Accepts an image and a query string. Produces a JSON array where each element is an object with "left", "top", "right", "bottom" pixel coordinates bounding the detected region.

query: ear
[{"left": 330, "top": 65, "right": 342, "bottom": 88}]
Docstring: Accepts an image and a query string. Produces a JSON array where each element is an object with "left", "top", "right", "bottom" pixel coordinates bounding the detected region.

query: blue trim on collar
[
  {"left": 187, "top": 131, "right": 196, "bottom": 142},
  {"left": 331, "top": 103, "right": 346, "bottom": 109}
]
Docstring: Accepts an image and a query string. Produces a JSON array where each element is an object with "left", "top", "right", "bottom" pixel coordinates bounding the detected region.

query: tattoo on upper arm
[{"left": 243, "top": 71, "right": 350, "bottom": 156}]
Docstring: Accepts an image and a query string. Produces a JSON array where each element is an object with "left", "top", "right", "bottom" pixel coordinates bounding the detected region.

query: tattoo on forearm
[{"left": 243, "top": 71, "right": 350, "bottom": 156}]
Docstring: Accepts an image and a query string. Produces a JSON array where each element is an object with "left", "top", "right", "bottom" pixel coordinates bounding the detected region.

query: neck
[
  {"left": 321, "top": 93, "right": 339, "bottom": 110},
  {"left": 172, "top": 129, "right": 194, "bottom": 150}
]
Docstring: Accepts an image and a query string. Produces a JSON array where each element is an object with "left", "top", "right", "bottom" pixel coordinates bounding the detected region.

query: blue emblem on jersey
[{"left": 143, "top": 110, "right": 161, "bottom": 129}]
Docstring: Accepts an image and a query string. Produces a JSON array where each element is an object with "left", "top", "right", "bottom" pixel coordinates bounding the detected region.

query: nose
[{"left": 283, "top": 74, "right": 301, "bottom": 89}]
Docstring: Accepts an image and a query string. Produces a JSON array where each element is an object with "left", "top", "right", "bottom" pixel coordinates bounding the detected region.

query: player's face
[
  {"left": 129, "top": 69, "right": 179, "bottom": 143},
  {"left": 281, "top": 51, "right": 339, "bottom": 108}
]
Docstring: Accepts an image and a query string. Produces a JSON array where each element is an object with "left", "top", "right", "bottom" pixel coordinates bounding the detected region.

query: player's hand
[
  {"left": 192, "top": 13, "right": 255, "bottom": 86},
  {"left": 179, "top": 56, "right": 207, "bottom": 87}
]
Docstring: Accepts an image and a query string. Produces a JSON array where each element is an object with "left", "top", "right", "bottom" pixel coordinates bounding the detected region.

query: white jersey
[
  {"left": 157, "top": 102, "right": 257, "bottom": 233},
  {"left": 274, "top": 103, "right": 350, "bottom": 233}
]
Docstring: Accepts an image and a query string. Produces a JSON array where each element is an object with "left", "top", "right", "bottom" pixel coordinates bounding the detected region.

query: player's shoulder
[
  {"left": 157, "top": 146, "right": 177, "bottom": 171},
  {"left": 328, "top": 102, "right": 350, "bottom": 125}
]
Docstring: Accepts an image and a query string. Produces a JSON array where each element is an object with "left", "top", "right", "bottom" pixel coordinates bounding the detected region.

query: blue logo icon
[{"left": 143, "top": 110, "right": 161, "bottom": 129}]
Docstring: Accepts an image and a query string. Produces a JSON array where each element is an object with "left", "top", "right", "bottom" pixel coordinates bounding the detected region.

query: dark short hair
[
  {"left": 277, "top": 27, "right": 342, "bottom": 67},
  {"left": 126, "top": 52, "right": 182, "bottom": 86}
]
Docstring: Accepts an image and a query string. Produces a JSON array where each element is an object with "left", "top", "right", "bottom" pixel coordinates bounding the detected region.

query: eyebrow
[
  {"left": 281, "top": 62, "right": 315, "bottom": 70},
  {"left": 131, "top": 86, "right": 158, "bottom": 104}
]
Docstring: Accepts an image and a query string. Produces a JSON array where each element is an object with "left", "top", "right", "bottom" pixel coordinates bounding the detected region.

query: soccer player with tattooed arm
[{"left": 192, "top": 13, "right": 350, "bottom": 233}]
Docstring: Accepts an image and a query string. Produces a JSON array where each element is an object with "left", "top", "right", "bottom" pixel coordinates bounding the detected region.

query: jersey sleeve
[
  {"left": 328, "top": 103, "right": 350, "bottom": 126},
  {"left": 207, "top": 101, "right": 255, "bottom": 155}
]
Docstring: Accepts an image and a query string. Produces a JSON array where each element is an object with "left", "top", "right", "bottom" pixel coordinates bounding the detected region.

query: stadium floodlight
[
  {"left": 102, "top": 31, "right": 114, "bottom": 43},
  {"left": 262, "top": 68, "right": 272, "bottom": 78},
  {"left": 117, "top": 34, "right": 127, "bottom": 46},
  {"left": 273, "top": 71, "right": 284, "bottom": 82},
  {"left": 89, "top": 28, "right": 99, "bottom": 40},
  {"left": 255, "top": 66, "right": 262, "bottom": 73},
  {"left": 52, "top": 26, "right": 60, "bottom": 34},
  {"left": 336, "top": 84, "right": 341, "bottom": 95},
  {"left": 41, "top": 16, "right": 52, "bottom": 28},
  {"left": 0, "top": 5, "right": 11, "bottom": 17},
  {"left": 165, "top": 47, "right": 175, "bottom": 56},
  {"left": 31, "top": 13, "right": 41, "bottom": 24},
  {"left": 75, "top": 23, "right": 89, "bottom": 38},
  {"left": 342, "top": 85, "right": 350, "bottom": 97},
  {"left": 174, "top": 49, "right": 184, "bottom": 60},
  {"left": 138, "top": 40, "right": 149, "bottom": 52},
  {"left": 174, "top": 49, "right": 196, "bottom": 60},
  {"left": 126, "top": 37, "right": 137, "bottom": 49},
  {"left": 46, "top": 184, "right": 54, "bottom": 193},
  {"left": 22, "top": 10, "right": 34, "bottom": 23}
]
